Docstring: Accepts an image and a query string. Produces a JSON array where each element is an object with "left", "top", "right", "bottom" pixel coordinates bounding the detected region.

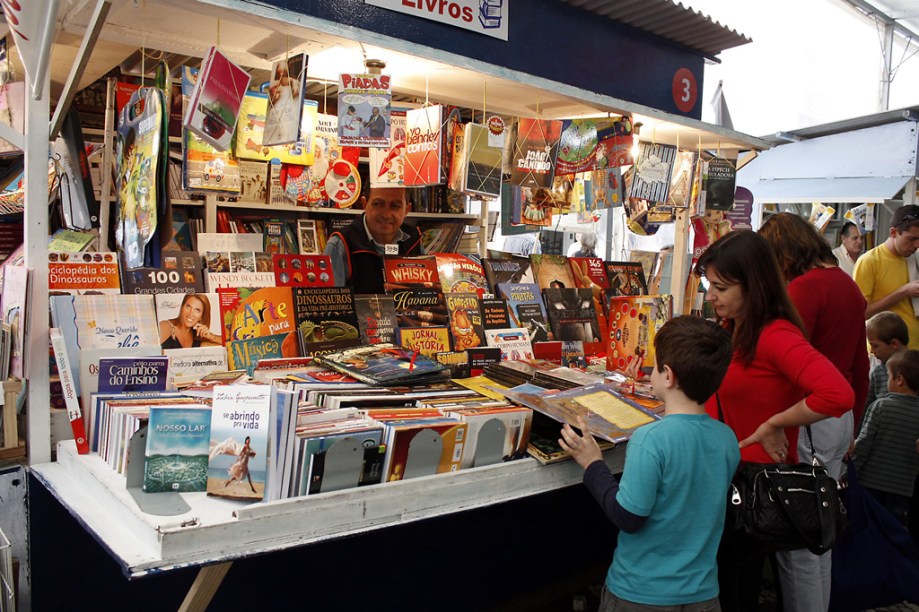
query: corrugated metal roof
[{"left": 558, "top": 0, "right": 752, "bottom": 58}]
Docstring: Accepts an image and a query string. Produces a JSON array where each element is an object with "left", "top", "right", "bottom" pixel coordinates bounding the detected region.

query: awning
[
  {"left": 738, "top": 120, "right": 918, "bottom": 204},
  {"left": 740, "top": 176, "right": 912, "bottom": 204}
]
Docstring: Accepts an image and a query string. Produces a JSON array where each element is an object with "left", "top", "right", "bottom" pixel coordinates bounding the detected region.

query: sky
[{"left": 685, "top": 0, "right": 919, "bottom": 137}]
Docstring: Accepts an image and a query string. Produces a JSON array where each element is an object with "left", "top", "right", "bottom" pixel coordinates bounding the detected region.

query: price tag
[{"left": 384, "top": 244, "right": 399, "bottom": 255}]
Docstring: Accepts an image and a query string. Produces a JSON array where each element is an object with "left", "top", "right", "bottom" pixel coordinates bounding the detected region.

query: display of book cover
[
  {"left": 510, "top": 118, "right": 562, "bottom": 189},
  {"left": 263, "top": 53, "right": 308, "bottom": 147},
  {"left": 337, "top": 72, "right": 392, "bottom": 148},
  {"left": 606, "top": 295, "right": 672, "bottom": 373},
  {"left": 313, "top": 343, "right": 449, "bottom": 385}
]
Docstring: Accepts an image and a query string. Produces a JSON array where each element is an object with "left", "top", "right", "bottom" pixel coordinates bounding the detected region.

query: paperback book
[
  {"left": 184, "top": 47, "right": 251, "bottom": 151},
  {"left": 510, "top": 118, "right": 562, "bottom": 189},
  {"left": 604, "top": 261, "right": 648, "bottom": 296},
  {"left": 234, "top": 92, "right": 317, "bottom": 165},
  {"left": 143, "top": 405, "right": 211, "bottom": 493},
  {"left": 481, "top": 298, "right": 511, "bottom": 330},
  {"left": 368, "top": 109, "right": 407, "bottom": 187},
  {"left": 629, "top": 142, "right": 677, "bottom": 204},
  {"left": 444, "top": 292, "right": 485, "bottom": 351},
  {"left": 383, "top": 255, "right": 440, "bottom": 289},
  {"left": 462, "top": 122, "right": 503, "bottom": 197},
  {"left": 482, "top": 255, "right": 532, "bottom": 292},
  {"left": 48, "top": 251, "right": 121, "bottom": 294},
  {"left": 272, "top": 254, "right": 334, "bottom": 287},
  {"left": 217, "top": 286, "right": 296, "bottom": 344},
  {"left": 530, "top": 254, "right": 576, "bottom": 290},
  {"left": 484, "top": 328, "right": 534, "bottom": 361},
  {"left": 181, "top": 66, "right": 241, "bottom": 193},
  {"left": 382, "top": 419, "right": 468, "bottom": 482},
  {"left": 354, "top": 294, "right": 398, "bottom": 345},
  {"left": 390, "top": 287, "right": 449, "bottom": 328},
  {"left": 208, "top": 384, "right": 271, "bottom": 500},
  {"left": 404, "top": 105, "right": 443, "bottom": 186},
  {"left": 337, "top": 72, "right": 392, "bottom": 148},
  {"left": 263, "top": 53, "right": 308, "bottom": 146},
  {"left": 606, "top": 295, "right": 672, "bottom": 374},
  {"left": 163, "top": 346, "right": 229, "bottom": 388},
  {"left": 227, "top": 333, "right": 294, "bottom": 376},
  {"left": 292, "top": 287, "right": 361, "bottom": 354},
  {"left": 434, "top": 253, "right": 487, "bottom": 296},
  {"left": 154, "top": 293, "right": 224, "bottom": 349},
  {"left": 397, "top": 326, "right": 452, "bottom": 357},
  {"left": 568, "top": 257, "right": 610, "bottom": 290}
]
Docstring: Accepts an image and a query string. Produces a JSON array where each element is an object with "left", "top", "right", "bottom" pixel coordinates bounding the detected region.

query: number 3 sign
[{"left": 672, "top": 68, "right": 698, "bottom": 113}]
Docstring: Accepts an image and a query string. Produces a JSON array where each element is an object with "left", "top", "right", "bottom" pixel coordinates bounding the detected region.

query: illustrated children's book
[
  {"left": 503, "top": 382, "right": 660, "bottom": 444},
  {"left": 369, "top": 109, "right": 407, "bottom": 187},
  {"left": 530, "top": 254, "right": 576, "bottom": 290},
  {"left": 143, "top": 404, "right": 211, "bottom": 493},
  {"left": 217, "top": 286, "right": 296, "bottom": 344},
  {"left": 568, "top": 257, "right": 609, "bottom": 290},
  {"left": 444, "top": 292, "right": 485, "bottom": 351},
  {"left": 605, "top": 295, "right": 672, "bottom": 374},
  {"left": 227, "top": 333, "right": 295, "bottom": 376},
  {"left": 263, "top": 53, "right": 308, "bottom": 147},
  {"left": 234, "top": 92, "right": 317, "bottom": 165},
  {"left": 292, "top": 287, "right": 361, "bottom": 355},
  {"left": 208, "top": 384, "right": 271, "bottom": 501},
  {"left": 510, "top": 118, "right": 562, "bottom": 189},
  {"left": 496, "top": 282, "right": 550, "bottom": 344},
  {"left": 434, "top": 253, "right": 488, "bottom": 296}
]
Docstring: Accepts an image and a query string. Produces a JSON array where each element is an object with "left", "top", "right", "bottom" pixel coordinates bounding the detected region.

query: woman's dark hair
[
  {"left": 759, "top": 212, "right": 837, "bottom": 280},
  {"left": 696, "top": 230, "right": 804, "bottom": 365}
]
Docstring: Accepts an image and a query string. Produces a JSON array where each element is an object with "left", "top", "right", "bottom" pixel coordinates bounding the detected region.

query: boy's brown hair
[
  {"left": 886, "top": 350, "right": 919, "bottom": 393},
  {"left": 654, "top": 316, "right": 733, "bottom": 405},
  {"left": 866, "top": 312, "right": 909, "bottom": 345}
]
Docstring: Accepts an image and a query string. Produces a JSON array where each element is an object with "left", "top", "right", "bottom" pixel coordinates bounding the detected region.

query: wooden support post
[{"left": 178, "top": 561, "right": 232, "bottom": 612}]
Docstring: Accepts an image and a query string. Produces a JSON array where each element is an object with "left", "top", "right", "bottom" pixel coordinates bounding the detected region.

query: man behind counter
[{"left": 324, "top": 186, "right": 424, "bottom": 294}]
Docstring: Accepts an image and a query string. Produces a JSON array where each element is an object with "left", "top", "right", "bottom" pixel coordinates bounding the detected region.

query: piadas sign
[{"left": 365, "top": 0, "right": 509, "bottom": 41}]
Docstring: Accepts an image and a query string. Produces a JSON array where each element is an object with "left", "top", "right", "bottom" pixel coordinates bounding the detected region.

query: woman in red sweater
[{"left": 696, "top": 230, "right": 854, "bottom": 612}]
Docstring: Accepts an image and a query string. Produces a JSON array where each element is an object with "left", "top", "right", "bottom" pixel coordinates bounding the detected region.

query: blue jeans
[{"left": 599, "top": 587, "right": 720, "bottom": 612}]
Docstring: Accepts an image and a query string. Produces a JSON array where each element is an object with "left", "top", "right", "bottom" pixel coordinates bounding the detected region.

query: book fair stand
[{"left": 4, "top": 0, "right": 770, "bottom": 608}]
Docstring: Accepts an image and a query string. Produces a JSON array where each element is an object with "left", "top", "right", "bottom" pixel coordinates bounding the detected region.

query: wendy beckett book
[
  {"left": 184, "top": 47, "right": 251, "bottom": 151},
  {"left": 143, "top": 404, "right": 211, "bottom": 493},
  {"left": 208, "top": 384, "right": 271, "bottom": 501}
]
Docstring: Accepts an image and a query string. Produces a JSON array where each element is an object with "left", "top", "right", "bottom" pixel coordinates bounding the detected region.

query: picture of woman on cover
[
  {"left": 224, "top": 435, "right": 257, "bottom": 494},
  {"left": 263, "top": 56, "right": 302, "bottom": 145},
  {"left": 158, "top": 293, "right": 223, "bottom": 349}
]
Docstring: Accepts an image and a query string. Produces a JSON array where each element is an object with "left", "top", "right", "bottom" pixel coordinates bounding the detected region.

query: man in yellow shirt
[{"left": 854, "top": 205, "right": 919, "bottom": 350}]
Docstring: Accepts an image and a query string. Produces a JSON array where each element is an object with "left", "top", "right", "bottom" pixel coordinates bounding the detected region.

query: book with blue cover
[
  {"left": 143, "top": 404, "right": 211, "bottom": 493},
  {"left": 97, "top": 357, "right": 169, "bottom": 394}
]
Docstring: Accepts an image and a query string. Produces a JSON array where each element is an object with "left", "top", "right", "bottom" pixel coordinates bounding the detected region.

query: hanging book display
[
  {"left": 700, "top": 157, "right": 736, "bottom": 211},
  {"left": 595, "top": 116, "right": 634, "bottom": 168},
  {"left": 305, "top": 113, "right": 361, "bottom": 206},
  {"left": 666, "top": 150, "right": 698, "bottom": 208},
  {"left": 556, "top": 119, "right": 598, "bottom": 175},
  {"left": 184, "top": 46, "right": 251, "bottom": 151},
  {"left": 629, "top": 142, "right": 677, "bottom": 203},
  {"left": 510, "top": 117, "right": 562, "bottom": 189},
  {"left": 337, "top": 72, "right": 392, "bottom": 148},
  {"left": 463, "top": 123, "right": 503, "bottom": 198},
  {"left": 115, "top": 86, "right": 166, "bottom": 269},
  {"left": 263, "top": 53, "right": 308, "bottom": 146},
  {"left": 404, "top": 105, "right": 444, "bottom": 186},
  {"left": 235, "top": 93, "right": 317, "bottom": 165},
  {"left": 368, "top": 109, "right": 407, "bottom": 187},
  {"left": 181, "top": 66, "right": 241, "bottom": 194}
]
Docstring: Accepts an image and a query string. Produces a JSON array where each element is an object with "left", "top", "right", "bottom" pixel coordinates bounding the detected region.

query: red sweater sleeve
[{"left": 758, "top": 321, "right": 854, "bottom": 418}]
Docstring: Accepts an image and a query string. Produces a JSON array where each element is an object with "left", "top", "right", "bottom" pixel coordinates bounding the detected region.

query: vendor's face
[
  {"left": 704, "top": 267, "right": 745, "bottom": 323},
  {"left": 365, "top": 188, "right": 408, "bottom": 244}
]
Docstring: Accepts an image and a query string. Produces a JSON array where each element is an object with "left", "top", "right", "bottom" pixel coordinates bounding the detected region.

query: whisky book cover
[
  {"left": 354, "top": 294, "right": 398, "bottom": 345},
  {"left": 383, "top": 255, "right": 441, "bottom": 289},
  {"left": 143, "top": 405, "right": 211, "bottom": 493},
  {"left": 208, "top": 384, "right": 271, "bottom": 500},
  {"left": 444, "top": 292, "right": 485, "bottom": 351}
]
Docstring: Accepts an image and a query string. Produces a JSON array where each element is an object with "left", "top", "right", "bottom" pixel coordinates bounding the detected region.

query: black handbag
[{"left": 717, "top": 394, "right": 847, "bottom": 555}]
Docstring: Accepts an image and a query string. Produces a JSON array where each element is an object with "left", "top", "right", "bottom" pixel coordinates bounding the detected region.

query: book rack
[{"left": 1, "top": 379, "right": 25, "bottom": 460}]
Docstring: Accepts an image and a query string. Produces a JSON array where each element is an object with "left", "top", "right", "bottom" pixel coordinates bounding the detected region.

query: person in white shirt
[{"left": 832, "top": 221, "right": 864, "bottom": 277}]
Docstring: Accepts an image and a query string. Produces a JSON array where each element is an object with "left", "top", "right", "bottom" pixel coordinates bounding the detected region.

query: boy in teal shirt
[{"left": 561, "top": 316, "right": 739, "bottom": 610}]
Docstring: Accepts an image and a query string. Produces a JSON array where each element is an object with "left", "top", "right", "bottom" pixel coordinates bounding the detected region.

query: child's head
[
  {"left": 866, "top": 312, "right": 909, "bottom": 363},
  {"left": 653, "top": 316, "right": 733, "bottom": 404},
  {"left": 886, "top": 350, "right": 919, "bottom": 395}
]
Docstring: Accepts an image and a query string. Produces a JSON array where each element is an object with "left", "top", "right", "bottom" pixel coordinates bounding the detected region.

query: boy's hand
[{"left": 559, "top": 415, "right": 603, "bottom": 469}]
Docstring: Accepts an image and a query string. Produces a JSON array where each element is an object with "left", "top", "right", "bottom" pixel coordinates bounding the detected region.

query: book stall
[{"left": 2, "top": 0, "right": 770, "bottom": 608}]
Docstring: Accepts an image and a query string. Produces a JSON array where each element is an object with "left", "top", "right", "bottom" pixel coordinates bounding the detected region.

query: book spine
[{"left": 50, "top": 328, "right": 90, "bottom": 454}]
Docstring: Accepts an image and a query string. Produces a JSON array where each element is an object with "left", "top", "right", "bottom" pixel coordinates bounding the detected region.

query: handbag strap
[{"left": 715, "top": 392, "right": 817, "bottom": 464}]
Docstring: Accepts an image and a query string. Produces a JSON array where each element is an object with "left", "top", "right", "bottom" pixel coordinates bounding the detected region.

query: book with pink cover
[{"left": 184, "top": 47, "right": 251, "bottom": 151}]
